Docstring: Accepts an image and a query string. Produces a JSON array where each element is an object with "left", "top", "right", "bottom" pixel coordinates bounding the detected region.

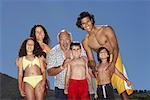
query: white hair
[{"left": 57, "top": 28, "right": 72, "bottom": 42}]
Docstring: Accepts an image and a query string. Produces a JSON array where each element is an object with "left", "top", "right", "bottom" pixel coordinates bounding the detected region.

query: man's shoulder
[
  {"left": 96, "top": 25, "right": 114, "bottom": 34},
  {"left": 48, "top": 44, "right": 62, "bottom": 57},
  {"left": 82, "top": 34, "right": 89, "bottom": 44},
  {"left": 50, "top": 44, "right": 61, "bottom": 52}
]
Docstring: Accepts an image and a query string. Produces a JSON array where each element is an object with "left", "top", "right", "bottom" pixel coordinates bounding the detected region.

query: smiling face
[
  {"left": 71, "top": 45, "right": 81, "bottom": 59},
  {"left": 26, "top": 39, "right": 34, "bottom": 53},
  {"left": 59, "top": 32, "right": 71, "bottom": 51},
  {"left": 81, "top": 17, "right": 93, "bottom": 32},
  {"left": 99, "top": 49, "right": 109, "bottom": 60},
  {"left": 35, "top": 26, "right": 45, "bottom": 43}
]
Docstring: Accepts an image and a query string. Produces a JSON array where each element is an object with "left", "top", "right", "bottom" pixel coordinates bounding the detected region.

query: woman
[
  {"left": 30, "top": 24, "right": 51, "bottom": 60},
  {"left": 18, "top": 37, "right": 46, "bottom": 100},
  {"left": 30, "top": 24, "right": 51, "bottom": 94}
]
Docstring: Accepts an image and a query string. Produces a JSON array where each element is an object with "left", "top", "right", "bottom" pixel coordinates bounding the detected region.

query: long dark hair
[
  {"left": 97, "top": 47, "right": 110, "bottom": 63},
  {"left": 30, "top": 24, "right": 50, "bottom": 45},
  {"left": 18, "top": 37, "right": 43, "bottom": 57},
  {"left": 76, "top": 11, "right": 95, "bottom": 30}
]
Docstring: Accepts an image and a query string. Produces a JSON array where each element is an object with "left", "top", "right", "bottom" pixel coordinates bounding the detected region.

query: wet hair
[
  {"left": 30, "top": 24, "right": 50, "bottom": 45},
  {"left": 70, "top": 42, "right": 81, "bottom": 50},
  {"left": 76, "top": 11, "right": 95, "bottom": 30},
  {"left": 18, "top": 37, "right": 43, "bottom": 57},
  {"left": 97, "top": 47, "right": 110, "bottom": 63}
]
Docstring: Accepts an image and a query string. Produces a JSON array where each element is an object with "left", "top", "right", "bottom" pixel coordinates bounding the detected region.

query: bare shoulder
[
  {"left": 103, "top": 26, "right": 114, "bottom": 33},
  {"left": 38, "top": 56, "right": 43, "bottom": 61},
  {"left": 81, "top": 56, "right": 88, "bottom": 63},
  {"left": 82, "top": 34, "right": 89, "bottom": 43},
  {"left": 82, "top": 34, "right": 89, "bottom": 48},
  {"left": 17, "top": 57, "right": 23, "bottom": 68},
  {"left": 18, "top": 57, "right": 23, "bottom": 62}
]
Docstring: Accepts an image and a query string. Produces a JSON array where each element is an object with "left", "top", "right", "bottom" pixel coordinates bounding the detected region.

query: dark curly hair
[
  {"left": 30, "top": 24, "right": 50, "bottom": 45},
  {"left": 18, "top": 37, "right": 43, "bottom": 57},
  {"left": 97, "top": 47, "right": 110, "bottom": 63},
  {"left": 76, "top": 11, "right": 95, "bottom": 30}
]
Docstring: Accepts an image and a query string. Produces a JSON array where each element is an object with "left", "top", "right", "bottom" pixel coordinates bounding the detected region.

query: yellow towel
[{"left": 96, "top": 53, "right": 133, "bottom": 95}]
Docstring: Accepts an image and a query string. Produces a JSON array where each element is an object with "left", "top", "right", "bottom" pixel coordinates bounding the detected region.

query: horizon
[{"left": 1, "top": 72, "right": 150, "bottom": 91}]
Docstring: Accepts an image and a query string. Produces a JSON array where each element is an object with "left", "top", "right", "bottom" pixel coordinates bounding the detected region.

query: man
[
  {"left": 76, "top": 11, "right": 133, "bottom": 100},
  {"left": 47, "top": 29, "right": 93, "bottom": 100},
  {"left": 47, "top": 29, "right": 72, "bottom": 100}
]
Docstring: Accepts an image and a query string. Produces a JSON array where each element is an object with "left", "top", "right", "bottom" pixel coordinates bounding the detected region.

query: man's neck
[{"left": 88, "top": 26, "right": 97, "bottom": 35}]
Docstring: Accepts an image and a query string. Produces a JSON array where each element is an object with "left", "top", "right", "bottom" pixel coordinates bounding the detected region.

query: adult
[
  {"left": 30, "top": 24, "right": 51, "bottom": 94},
  {"left": 47, "top": 29, "right": 93, "bottom": 100},
  {"left": 47, "top": 29, "right": 72, "bottom": 100},
  {"left": 30, "top": 24, "right": 51, "bottom": 61},
  {"left": 76, "top": 11, "right": 133, "bottom": 100},
  {"left": 16, "top": 24, "right": 51, "bottom": 97}
]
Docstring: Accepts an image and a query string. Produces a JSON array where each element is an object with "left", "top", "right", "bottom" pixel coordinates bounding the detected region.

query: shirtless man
[
  {"left": 76, "top": 11, "right": 133, "bottom": 100},
  {"left": 96, "top": 47, "right": 131, "bottom": 100},
  {"left": 64, "top": 42, "right": 94, "bottom": 100}
]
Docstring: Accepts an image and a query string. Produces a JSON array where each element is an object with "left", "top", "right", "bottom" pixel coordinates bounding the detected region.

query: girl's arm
[
  {"left": 17, "top": 57, "right": 25, "bottom": 97},
  {"left": 84, "top": 57, "right": 94, "bottom": 94},
  {"left": 39, "top": 57, "right": 46, "bottom": 81}
]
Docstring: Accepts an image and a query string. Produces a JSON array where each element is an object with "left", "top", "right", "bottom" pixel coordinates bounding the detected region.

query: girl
[{"left": 18, "top": 37, "right": 46, "bottom": 100}]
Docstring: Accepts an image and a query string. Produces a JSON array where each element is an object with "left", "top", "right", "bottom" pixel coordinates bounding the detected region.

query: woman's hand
[{"left": 41, "top": 43, "right": 51, "bottom": 53}]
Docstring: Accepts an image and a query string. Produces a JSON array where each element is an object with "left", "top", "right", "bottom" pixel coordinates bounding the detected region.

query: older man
[{"left": 47, "top": 29, "right": 93, "bottom": 100}]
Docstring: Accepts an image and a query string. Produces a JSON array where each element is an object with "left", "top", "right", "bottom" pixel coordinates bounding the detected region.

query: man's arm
[
  {"left": 47, "top": 65, "right": 64, "bottom": 76},
  {"left": 105, "top": 26, "right": 119, "bottom": 71},
  {"left": 82, "top": 37, "right": 96, "bottom": 71},
  {"left": 64, "top": 63, "right": 70, "bottom": 94},
  {"left": 47, "top": 48, "right": 65, "bottom": 76},
  {"left": 84, "top": 57, "right": 94, "bottom": 94}
]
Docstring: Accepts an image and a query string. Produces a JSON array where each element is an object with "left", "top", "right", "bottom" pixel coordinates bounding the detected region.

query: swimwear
[
  {"left": 23, "top": 75, "right": 42, "bottom": 88},
  {"left": 97, "top": 83, "right": 114, "bottom": 100},
  {"left": 110, "top": 53, "right": 133, "bottom": 95},
  {"left": 22, "top": 56, "right": 42, "bottom": 88},
  {"left": 22, "top": 56, "right": 40, "bottom": 70},
  {"left": 95, "top": 53, "right": 133, "bottom": 95},
  {"left": 68, "top": 79, "right": 90, "bottom": 100}
]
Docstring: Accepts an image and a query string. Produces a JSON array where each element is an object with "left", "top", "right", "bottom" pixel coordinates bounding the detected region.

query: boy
[
  {"left": 64, "top": 42, "right": 94, "bottom": 100},
  {"left": 96, "top": 47, "right": 132, "bottom": 100}
]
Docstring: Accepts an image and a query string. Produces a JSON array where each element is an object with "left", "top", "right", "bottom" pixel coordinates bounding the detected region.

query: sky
[{"left": 0, "top": 0, "right": 150, "bottom": 90}]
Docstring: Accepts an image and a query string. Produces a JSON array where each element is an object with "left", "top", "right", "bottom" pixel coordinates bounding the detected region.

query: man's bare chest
[{"left": 88, "top": 33, "right": 108, "bottom": 50}]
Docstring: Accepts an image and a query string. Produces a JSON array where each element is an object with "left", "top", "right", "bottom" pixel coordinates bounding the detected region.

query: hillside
[
  {"left": 0, "top": 72, "right": 150, "bottom": 100},
  {"left": 0, "top": 73, "right": 55, "bottom": 100}
]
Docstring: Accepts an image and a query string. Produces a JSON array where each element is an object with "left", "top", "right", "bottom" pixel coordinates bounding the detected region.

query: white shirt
[{"left": 47, "top": 44, "right": 87, "bottom": 89}]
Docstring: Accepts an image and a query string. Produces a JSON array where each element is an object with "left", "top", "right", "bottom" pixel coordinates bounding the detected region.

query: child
[
  {"left": 95, "top": 47, "right": 132, "bottom": 100},
  {"left": 64, "top": 42, "right": 94, "bottom": 100},
  {"left": 17, "top": 37, "right": 46, "bottom": 100}
]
